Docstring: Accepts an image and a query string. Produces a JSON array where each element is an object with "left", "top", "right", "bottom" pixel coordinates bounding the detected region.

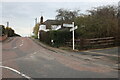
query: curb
[
  {"left": 30, "top": 38, "right": 75, "bottom": 57},
  {"left": 30, "top": 38, "right": 58, "bottom": 53}
]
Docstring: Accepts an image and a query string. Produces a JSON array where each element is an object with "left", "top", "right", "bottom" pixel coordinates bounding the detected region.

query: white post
[{"left": 72, "top": 22, "right": 75, "bottom": 50}]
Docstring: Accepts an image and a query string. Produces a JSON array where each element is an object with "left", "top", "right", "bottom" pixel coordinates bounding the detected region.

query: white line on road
[
  {"left": 19, "top": 44, "right": 23, "bottom": 46},
  {"left": 12, "top": 39, "right": 24, "bottom": 49},
  {"left": 0, "top": 66, "right": 33, "bottom": 80},
  {"left": 33, "top": 52, "right": 37, "bottom": 54},
  {"left": 19, "top": 39, "right": 24, "bottom": 47},
  {"left": 13, "top": 47, "right": 17, "bottom": 49}
]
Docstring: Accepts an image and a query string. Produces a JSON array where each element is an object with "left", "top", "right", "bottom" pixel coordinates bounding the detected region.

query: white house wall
[{"left": 39, "top": 25, "right": 46, "bottom": 31}]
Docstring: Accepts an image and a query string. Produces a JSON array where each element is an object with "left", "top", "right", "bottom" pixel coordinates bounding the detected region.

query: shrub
[{"left": 39, "top": 29, "right": 72, "bottom": 47}]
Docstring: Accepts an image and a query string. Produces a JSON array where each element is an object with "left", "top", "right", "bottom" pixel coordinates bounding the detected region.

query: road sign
[
  {"left": 70, "top": 26, "right": 78, "bottom": 32},
  {"left": 63, "top": 24, "right": 74, "bottom": 27},
  {"left": 63, "top": 22, "right": 78, "bottom": 50}
]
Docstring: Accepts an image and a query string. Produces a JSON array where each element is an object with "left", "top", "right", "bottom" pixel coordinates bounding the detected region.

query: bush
[
  {"left": 39, "top": 31, "right": 51, "bottom": 44},
  {"left": 39, "top": 29, "right": 72, "bottom": 47},
  {"left": 32, "top": 35, "right": 38, "bottom": 39}
]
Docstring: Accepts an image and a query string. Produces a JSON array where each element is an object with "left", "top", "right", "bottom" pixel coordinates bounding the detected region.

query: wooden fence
[{"left": 65, "top": 37, "right": 117, "bottom": 50}]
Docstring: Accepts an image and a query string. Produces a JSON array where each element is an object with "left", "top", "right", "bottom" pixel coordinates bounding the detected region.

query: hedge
[{"left": 39, "top": 29, "right": 72, "bottom": 47}]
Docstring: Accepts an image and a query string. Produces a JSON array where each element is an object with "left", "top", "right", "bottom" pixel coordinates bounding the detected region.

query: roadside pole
[
  {"left": 72, "top": 22, "right": 75, "bottom": 50},
  {"left": 63, "top": 22, "right": 78, "bottom": 50},
  {"left": 7, "top": 22, "right": 9, "bottom": 27}
]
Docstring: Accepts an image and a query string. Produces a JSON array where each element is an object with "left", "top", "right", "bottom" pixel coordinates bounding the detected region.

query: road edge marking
[{"left": 0, "top": 66, "right": 32, "bottom": 80}]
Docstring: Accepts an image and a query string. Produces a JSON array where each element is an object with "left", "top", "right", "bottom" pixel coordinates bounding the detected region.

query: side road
[{"left": 31, "top": 38, "right": 119, "bottom": 70}]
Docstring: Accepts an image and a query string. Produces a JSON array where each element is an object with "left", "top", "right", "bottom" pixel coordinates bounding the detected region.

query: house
[
  {"left": 38, "top": 16, "right": 77, "bottom": 40},
  {"left": 39, "top": 24, "right": 49, "bottom": 32},
  {"left": 38, "top": 16, "right": 75, "bottom": 36},
  {"left": 39, "top": 16, "right": 62, "bottom": 32},
  {"left": 43, "top": 19, "right": 61, "bottom": 29}
]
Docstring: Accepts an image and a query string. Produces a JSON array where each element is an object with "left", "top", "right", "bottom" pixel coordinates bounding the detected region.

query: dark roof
[
  {"left": 44, "top": 19, "right": 61, "bottom": 25},
  {"left": 43, "top": 19, "right": 61, "bottom": 29},
  {"left": 42, "top": 19, "right": 73, "bottom": 29}
]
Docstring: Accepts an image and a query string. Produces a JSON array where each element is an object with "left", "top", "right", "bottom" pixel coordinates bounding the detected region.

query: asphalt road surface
[{"left": 1, "top": 37, "right": 118, "bottom": 79}]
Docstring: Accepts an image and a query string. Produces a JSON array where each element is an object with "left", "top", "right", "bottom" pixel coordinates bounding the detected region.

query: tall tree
[
  {"left": 33, "top": 23, "right": 40, "bottom": 38},
  {"left": 75, "top": 5, "right": 118, "bottom": 38},
  {"left": 56, "top": 8, "right": 80, "bottom": 23}
]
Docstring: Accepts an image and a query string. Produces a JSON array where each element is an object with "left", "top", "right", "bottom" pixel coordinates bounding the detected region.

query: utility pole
[
  {"left": 7, "top": 22, "right": 9, "bottom": 27},
  {"left": 35, "top": 18, "right": 37, "bottom": 25}
]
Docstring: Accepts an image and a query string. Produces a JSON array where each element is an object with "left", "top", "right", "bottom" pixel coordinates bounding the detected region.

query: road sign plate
[
  {"left": 63, "top": 24, "right": 74, "bottom": 27},
  {"left": 70, "top": 26, "right": 78, "bottom": 31}
]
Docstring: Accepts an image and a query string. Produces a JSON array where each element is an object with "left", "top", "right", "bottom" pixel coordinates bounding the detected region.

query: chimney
[{"left": 40, "top": 16, "right": 43, "bottom": 24}]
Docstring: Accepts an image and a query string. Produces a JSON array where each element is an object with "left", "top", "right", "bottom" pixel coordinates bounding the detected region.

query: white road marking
[
  {"left": 33, "top": 52, "right": 37, "bottom": 54},
  {"left": 13, "top": 39, "right": 24, "bottom": 49},
  {"left": 32, "top": 50, "right": 40, "bottom": 55},
  {"left": 0, "top": 66, "right": 32, "bottom": 80},
  {"left": 13, "top": 47, "right": 17, "bottom": 49},
  {"left": 20, "top": 39, "right": 24, "bottom": 47},
  {"left": 28, "top": 51, "right": 41, "bottom": 59},
  {"left": 20, "top": 44, "right": 23, "bottom": 46}
]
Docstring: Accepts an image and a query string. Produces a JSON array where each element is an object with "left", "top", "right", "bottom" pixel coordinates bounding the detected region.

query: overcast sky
[{"left": 1, "top": 0, "right": 119, "bottom": 36}]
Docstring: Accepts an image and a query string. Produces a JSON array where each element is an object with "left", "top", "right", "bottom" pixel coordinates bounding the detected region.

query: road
[{"left": 1, "top": 37, "right": 118, "bottom": 79}]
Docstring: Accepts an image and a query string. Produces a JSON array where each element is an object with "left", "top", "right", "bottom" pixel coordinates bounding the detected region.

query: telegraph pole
[
  {"left": 7, "top": 22, "right": 9, "bottom": 27},
  {"left": 35, "top": 18, "right": 37, "bottom": 25}
]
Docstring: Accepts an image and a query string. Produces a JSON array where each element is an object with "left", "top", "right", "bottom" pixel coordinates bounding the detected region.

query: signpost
[
  {"left": 63, "top": 24, "right": 74, "bottom": 27},
  {"left": 70, "top": 26, "right": 78, "bottom": 32},
  {"left": 63, "top": 22, "right": 78, "bottom": 50}
]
